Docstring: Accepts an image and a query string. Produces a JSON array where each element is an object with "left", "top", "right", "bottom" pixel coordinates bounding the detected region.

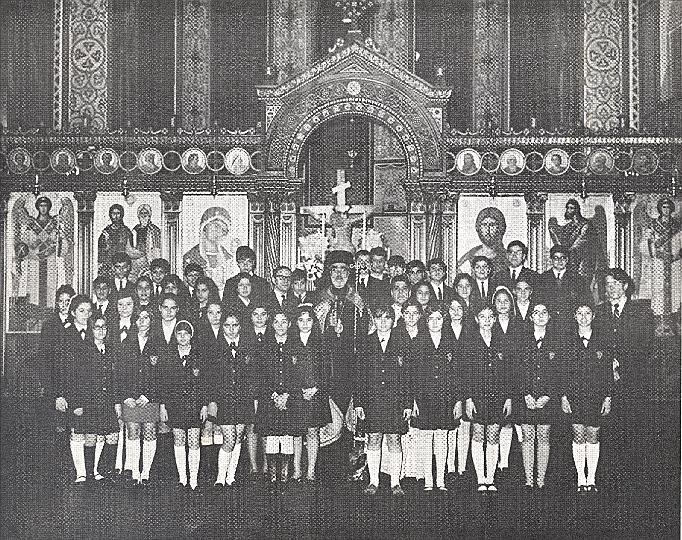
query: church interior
[{"left": 1, "top": 0, "right": 681, "bottom": 538}]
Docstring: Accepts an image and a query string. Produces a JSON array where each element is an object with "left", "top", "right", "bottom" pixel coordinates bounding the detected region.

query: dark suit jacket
[
  {"left": 492, "top": 266, "right": 538, "bottom": 292},
  {"left": 535, "top": 270, "right": 590, "bottom": 327},
  {"left": 428, "top": 282, "right": 455, "bottom": 303},
  {"left": 108, "top": 279, "right": 136, "bottom": 304},
  {"left": 221, "top": 273, "right": 270, "bottom": 309},
  {"left": 264, "top": 289, "right": 299, "bottom": 317}
]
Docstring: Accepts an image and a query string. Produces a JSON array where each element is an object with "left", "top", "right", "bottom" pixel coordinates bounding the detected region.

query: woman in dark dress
[
  {"left": 206, "top": 311, "right": 252, "bottom": 487},
  {"left": 413, "top": 303, "right": 462, "bottom": 491},
  {"left": 355, "top": 305, "right": 412, "bottom": 496},
  {"left": 513, "top": 278, "right": 534, "bottom": 327},
  {"left": 164, "top": 320, "right": 208, "bottom": 490},
  {"left": 195, "top": 300, "right": 223, "bottom": 447},
  {"left": 561, "top": 304, "right": 612, "bottom": 492},
  {"left": 465, "top": 303, "right": 512, "bottom": 492},
  {"left": 492, "top": 287, "right": 525, "bottom": 473},
  {"left": 446, "top": 295, "right": 472, "bottom": 476},
  {"left": 289, "top": 305, "right": 331, "bottom": 483},
  {"left": 118, "top": 308, "right": 162, "bottom": 485},
  {"left": 520, "top": 303, "right": 560, "bottom": 490},
  {"left": 255, "top": 310, "right": 297, "bottom": 490}
]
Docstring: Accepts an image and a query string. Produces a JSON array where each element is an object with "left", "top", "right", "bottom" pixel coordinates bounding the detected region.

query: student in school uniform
[
  {"left": 412, "top": 280, "right": 435, "bottom": 312},
  {"left": 255, "top": 309, "right": 297, "bottom": 492},
  {"left": 150, "top": 293, "right": 180, "bottom": 350},
  {"left": 205, "top": 311, "right": 252, "bottom": 488},
  {"left": 163, "top": 320, "right": 207, "bottom": 491},
  {"left": 290, "top": 268, "right": 316, "bottom": 307},
  {"left": 426, "top": 258, "right": 454, "bottom": 303},
  {"left": 520, "top": 302, "right": 561, "bottom": 490},
  {"left": 464, "top": 303, "right": 512, "bottom": 492},
  {"left": 412, "top": 303, "right": 462, "bottom": 492},
  {"left": 134, "top": 275, "right": 154, "bottom": 312},
  {"left": 107, "top": 290, "right": 136, "bottom": 354},
  {"left": 453, "top": 273, "right": 476, "bottom": 311},
  {"left": 513, "top": 278, "right": 535, "bottom": 327},
  {"left": 444, "top": 295, "right": 473, "bottom": 477},
  {"left": 92, "top": 276, "right": 116, "bottom": 324},
  {"left": 188, "top": 275, "right": 221, "bottom": 323},
  {"left": 354, "top": 305, "right": 412, "bottom": 496},
  {"left": 289, "top": 305, "right": 331, "bottom": 484},
  {"left": 224, "top": 273, "right": 255, "bottom": 330},
  {"left": 118, "top": 308, "right": 163, "bottom": 485},
  {"left": 561, "top": 304, "right": 612, "bottom": 493},
  {"left": 108, "top": 252, "right": 136, "bottom": 304},
  {"left": 161, "top": 274, "right": 191, "bottom": 319}
]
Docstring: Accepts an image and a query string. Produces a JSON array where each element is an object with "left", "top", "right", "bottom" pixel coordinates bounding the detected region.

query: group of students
[{"left": 38, "top": 240, "right": 652, "bottom": 497}]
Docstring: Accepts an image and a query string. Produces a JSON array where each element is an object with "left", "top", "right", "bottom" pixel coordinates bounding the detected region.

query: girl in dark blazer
[
  {"left": 288, "top": 305, "right": 331, "bottom": 483},
  {"left": 413, "top": 303, "right": 462, "bottom": 491},
  {"left": 188, "top": 275, "right": 221, "bottom": 323},
  {"left": 163, "top": 320, "right": 207, "bottom": 490},
  {"left": 520, "top": 303, "right": 561, "bottom": 490},
  {"left": 117, "top": 308, "right": 162, "bottom": 485},
  {"left": 205, "top": 310, "right": 252, "bottom": 487},
  {"left": 195, "top": 301, "right": 223, "bottom": 447},
  {"left": 354, "top": 305, "right": 412, "bottom": 497},
  {"left": 446, "top": 296, "right": 473, "bottom": 476},
  {"left": 561, "top": 304, "right": 612, "bottom": 492},
  {"left": 465, "top": 303, "right": 512, "bottom": 492},
  {"left": 513, "top": 278, "right": 535, "bottom": 327}
]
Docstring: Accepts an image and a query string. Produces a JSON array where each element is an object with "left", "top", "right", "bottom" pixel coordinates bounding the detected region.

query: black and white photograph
[{"left": 0, "top": 1, "right": 680, "bottom": 539}]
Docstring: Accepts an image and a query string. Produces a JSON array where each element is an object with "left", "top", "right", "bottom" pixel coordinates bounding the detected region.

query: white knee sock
[
  {"left": 420, "top": 430, "right": 434, "bottom": 487},
  {"left": 141, "top": 439, "right": 157, "bottom": 480},
  {"left": 572, "top": 442, "right": 587, "bottom": 486},
  {"left": 69, "top": 439, "right": 86, "bottom": 479},
  {"left": 389, "top": 450, "right": 402, "bottom": 487},
  {"left": 434, "top": 430, "right": 448, "bottom": 487},
  {"left": 216, "top": 448, "right": 229, "bottom": 484},
  {"left": 447, "top": 428, "right": 458, "bottom": 472},
  {"left": 226, "top": 442, "right": 241, "bottom": 485},
  {"left": 458, "top": 421, "right": 471, "bottom": 473},
  {"left": 471, "top": 440, "right": 485, "bottom": 484},
  {"left": 124, "top": 433, "right": 134, "bottom": 471},
  {"left": 115, "top": 426, "right": 124, "bottom": 472},
  {"left": 93, "top": 439, "right": 105, "bottom": 476},
  {"left": 366, "top": 448, "right": 381, "bottom": 486},
  {"left": 127, "top": 438, "right": 141, "bottom": 480},
  {"left": 537, "top": 443, "right": 550, "bottom": 486},
  {"left": 485, "top": 443, "right": 499, "bottom": 484},
  {"left": 585, "top": 442, "right": 600, "bottom": 485},
  {"left": 515, "top": 424, "right": 524, "bottom": 442},
  {"left": 499, "top": 425, "right": 513, "bottom": 469},
  {"left": 174, "top": 446, "right": 187, "bottom": 485},
  {"left": 188, "top": 447, "right": 200, "bottom": 488}
]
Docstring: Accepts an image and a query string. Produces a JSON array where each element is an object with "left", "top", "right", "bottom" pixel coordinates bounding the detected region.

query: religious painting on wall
[
  {"left": 94, "top": 193, "right": 163, "bottom": 281},
  {"left": 457, "top": 196, "right": 528, "bottom": 274},
  {"left": 6, "top": 193, "right": 75, "bottom": 332},
  {"left": 546, "top": 194, "right": 614, "bottom": 304},
  {"left": 373, "top": 163, "right": 407, "bottom": 212},
  {"left": 180, "top": 194, "right": 249, "bottom": 294},
  {"left": 631, "top": 194, "right": 681, "bottom": 336}
]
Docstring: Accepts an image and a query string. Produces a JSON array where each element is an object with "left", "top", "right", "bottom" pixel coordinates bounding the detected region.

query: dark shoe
[
  {"left": 363, "top": 483, "right": 378, "bottom": 495},
  {"left": 391, "top": 485, "right": 405, "bottom": 497}
]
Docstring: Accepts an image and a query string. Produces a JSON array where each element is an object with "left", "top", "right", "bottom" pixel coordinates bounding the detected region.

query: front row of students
[{"left": 53, "top": 290, "right": 612, "bottom": 495}]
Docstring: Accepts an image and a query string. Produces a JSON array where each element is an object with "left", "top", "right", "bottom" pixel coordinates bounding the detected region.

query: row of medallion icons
[
  {"left": 2, "top": 147, "right": 258, "bottom": 176},
  {"left": 448, "top": 147, "right": 678, "bottom": 176}
]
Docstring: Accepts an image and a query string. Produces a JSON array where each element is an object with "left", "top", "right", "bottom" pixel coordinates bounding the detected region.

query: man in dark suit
[
  {"left": 290, "top": 268, "right": 317, "bottom": 307},
  {"left": 355, "top": 249, "right": 371, "bottom": 298},
  {"left": 149, "top": 258, "right": 171, "bottom": 301},
  {"left": 492, "top": 240, "right": 538, "bottom": 292},
  {"left": 92, "top": 276, "right": 116, "bottom": 324},
  {"left": 536, "top": 245, "right": 590, "bottom": 331},
  {"left": 364, "top": 247, "right": 392, "bottom": 309},
  {"left": 594, "top": 268, "right": 654, "bottom": 489},
  {"left": 108, "top": 252, "right": 136, "bottom": 304},
  {"left": 264, "top": 265, "right": 298, "bottom": 317},
  {"left": 221, "top": 246, "right": 270, "bottom": 308},
  {"left": 427, "top": 257, "right": 453, "bottom": 303},
  {"left": 471, "top": 255, "right": 497, "bottom": 305}
]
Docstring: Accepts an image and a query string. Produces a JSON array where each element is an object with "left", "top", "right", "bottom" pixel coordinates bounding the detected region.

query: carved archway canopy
[{"left": 257, "top": 41, "right": 451, "bottom": 183}]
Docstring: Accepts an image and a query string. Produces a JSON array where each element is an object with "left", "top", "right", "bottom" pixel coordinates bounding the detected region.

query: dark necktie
[
  {"left": 380, "top": 338, "right": 386, "bottom": 352},
  {"left": 100, "top": 346, "right": 106, "bottom": 355},
  {"left": 257, "top": 333, "right": 263, "bottom": 343},
  {"left": 613, "top": 304, "right": 620, "bottom": 319},
  {"left": 120, "top": 326, "right": 128, "bottom": 342},
  {"left": 229, "top": 342, "right": 236, "bottom": 350},
  {"left": 436, "top": 287, "right": 441, "bottom": 301},
  {"left": 480, "top": 283, "right": 486, "bottom": 298}
]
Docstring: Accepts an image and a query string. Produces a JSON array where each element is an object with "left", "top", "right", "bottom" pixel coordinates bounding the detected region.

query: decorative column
[
  {"left": 68, "top": 0, "right": 108, "bottom": 130},
  {"left": 181, "top": 0, "right": 211, "bottom": 130},
  {"left": 53, "top": 0, "right": 65, "bottom": 130},
  {"left": 74, "top": 191, "right": 97, "bottom": 294},
  {"left": 525, "top": 192, "right": 548, "bottom": 272},
  {"left": 271, "top": 0, "right": 319, "bottom": 80},
  {"left": 406, "top": 185, "right": 427, "bottom": 263},
  {"left": 627, "top": 0, "right": 640, "bottom": 131},
  {"left": 613, "top": 192, "right": 636, "bottom": 274},
  {"left": 472, "top": 0, "right": 510, "bottom": 131},
  {"left": 583, "top": 0, "right": 624, "bottom": 130},
  {"left": 442, "top": 192, "right": 459, "bottom": 278},
  {"left": 0, "top": 192, "right": 9, "bottom": 374},
  {"left": 160, "top": 190, "right": 183, "bottom": 274},
  {"left": 425, "top": 190, "right": 444, "bottom": 262},
  {"left": 279, "top": 195, "right": 297, "bottom": 270},
  {"left": 248, "top": 192, "right": 266, "bottom": 278},
  {"left": 264, "top": 196, "right": 281, "bottom": 280}
]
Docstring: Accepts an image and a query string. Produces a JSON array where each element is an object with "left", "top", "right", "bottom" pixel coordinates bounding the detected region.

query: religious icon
[
  {"left": 455, "top": 148, "right": 481, "bottom": 176},
  {"left": 588, "top": 149, "right": 613, "bottom": 175},
  {"left": 614, "top": 152, "right": 633, "bottom": 172},
  {"left": 182, "top": 207, "right": 240, "bottom": 293},
  {"left": 481, "top": 151, "right": 500, "bottom": 173},
  {"left": 94, "top": 148, "right": 120, "bottom": 175},
  {"left": 119, "top": 150, "right": 139, "bottom": 172},
  {"left": 163, "top": 150, "right": 182, "bottom": 171},
  {"left": 658, "top": 151, "right": 678, "bottom": 172},
  {"left": 457, "top": 206, "right": 508, "bottom": 274},
  {"left": 32, "top": 151, "right": 51, "bottom": 172},
  {"left": 138, "top": 148, "right": 163, "bottom": 175},
  {"left": 76, "top": 150, "right": 94, "bottom": 171},
  {"left": 206, "top": 150, "right": 225, "bottom": 172},
  {"left": 544, "top": 149, "right": 569, "bottom": 175},
  {"left": 632, "top": 148, "right": 658, "bottom": 175},
  {"left": 224, "top": 147, "right": 250, "bottom": 176},
  {"left": 569, "top": 151, "right": 589, "bottom": 172},
  {"left": 125, "top": 203, "right": 162, "bottom": 280},
  {"left": 525, "top": 151, "right": 544, "bottom": 173},
  {"left": 182, "top": 148, "right": 207, "bottom": 174},
  {"left": 8, "top": 148, "right": 31, "bottom": 174},
  {"left": 10, "top": 194, "right": 74, "bottom": 331},
  {"left": 50, "top": 148, "right": 76, "bottom": 175},
  {"left": 500, "top": 148, "right": 525, "bottom": 175},
  {"left": 97, "top": 203, "right": 133, "bottom": 277}
]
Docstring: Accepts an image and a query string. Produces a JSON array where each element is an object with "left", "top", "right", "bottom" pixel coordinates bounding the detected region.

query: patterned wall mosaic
[{"left": 182, "top": 0, "right": 211, "bottom": 131}]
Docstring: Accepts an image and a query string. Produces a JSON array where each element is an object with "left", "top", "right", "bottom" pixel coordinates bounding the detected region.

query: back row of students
[{"left": 38, "top": 240, "right": 653, "bottom": 496}]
